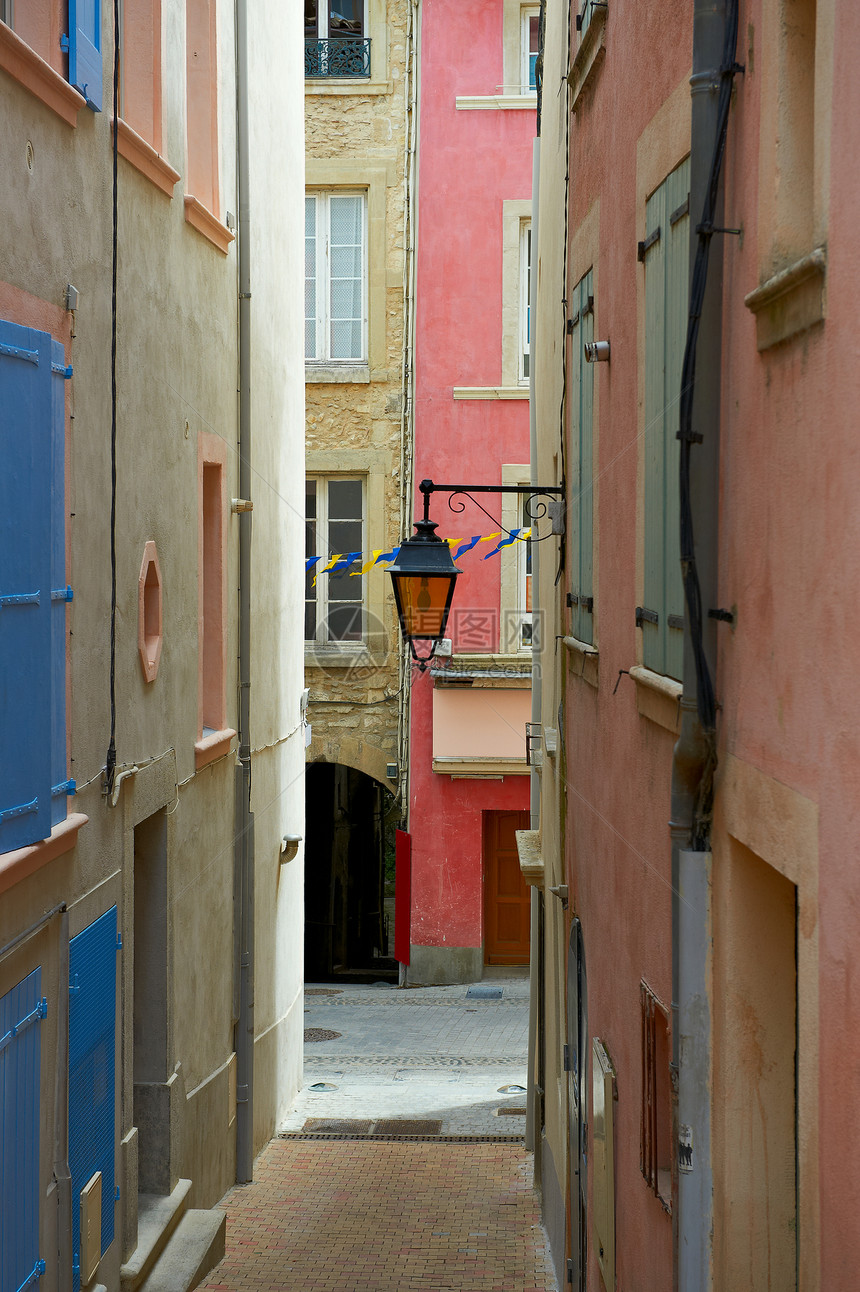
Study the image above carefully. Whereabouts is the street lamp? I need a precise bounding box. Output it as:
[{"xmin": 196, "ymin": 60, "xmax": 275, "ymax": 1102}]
[{"xmin": 389, "ymin": 478, "xmax": 564, "ymax": 669}]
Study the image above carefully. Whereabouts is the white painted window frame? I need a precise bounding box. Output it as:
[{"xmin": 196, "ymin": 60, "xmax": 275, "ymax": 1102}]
[
  {"xmin": 307, "ymin": 0, "xmax": 368, "ymax": 40},
  {"xmin": 306, "ymin": 190, "xmax": 369, "ymax": 366},
  {"xmin": 521, "ymin": 6, "xmax": 540, "ymax": 94},
  {"xmin": 517, "ymin": 494, "xmax": 533, "ymax": 651},
  {"xmin": 519, "ymin": 219, "xmax": 532, "ymax": 385},
  {"xmin": 306, "ymin": 475, "xmax": 366, "ymax": 646}
]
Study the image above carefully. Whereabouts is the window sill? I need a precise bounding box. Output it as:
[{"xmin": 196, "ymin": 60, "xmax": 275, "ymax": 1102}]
[
  {"xmin": 568, "ymin": 7, "xmax": 606, "ymax": 109},
  {"xmin": 432, "ymin": 757, "xmax": 528, "ymax": 778},
  {"xmin": 430, "ymin": 654, "xmax": 532, "ymax": 688},
  {"xmin": 744, "ymin": 247, "xmax": 826, "ymax": 351},
  {"xmin": 455, "ymin": 94, "xmax": 537, "ymax": 111},
  {"xmin": 0, "ymin": 23, "xmax": 85, "ymax": 127},
  {"xmin": 563, "ymin": 635, "xmax": 599, "ymax": 688},
  {"xmin": 195, "ymin": 728, "xmax": 236, "ymax": 770},
  {"xmin": 515, "ymin": 828, "xmax": 544, "ymax": 888},
  {"xmin": 114, "ymin": 118, "xmax": 180, "ymax": 198},
  {"xmin": 452, "ymin": 386, "xmax": 529, "ymax": 401},
  {"xmin": 305, "ymin": 644, "xmax": 380, "ymax": 670},
  {"xmin": 184, "ymin": 196, "xmax": 235, "ymax": 255},
  {"xmin": 306, "ymin": 364, "xmax": 370, "ymax": 384},
  {"xmin": 306, "ymin": 79, "xmax": 393, "ymax": 97},
  {"xmin": 0, "ymin": 812, "xmax": 88, "ymax": 897},
  {"xmin": 630, "ymin": 665, "xmax": 681, "ymax": 734}
]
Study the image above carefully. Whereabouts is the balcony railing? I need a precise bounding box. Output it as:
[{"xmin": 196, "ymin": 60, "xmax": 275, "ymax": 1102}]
[{"xmin": 305, "ymin": 37, "xmax": 371, "ymax": 79}]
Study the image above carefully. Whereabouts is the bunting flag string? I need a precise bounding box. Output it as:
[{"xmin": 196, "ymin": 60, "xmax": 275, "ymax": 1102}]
[{"xmin": 306, "ymin": 529, "xmax": 530, "ymax": 577}]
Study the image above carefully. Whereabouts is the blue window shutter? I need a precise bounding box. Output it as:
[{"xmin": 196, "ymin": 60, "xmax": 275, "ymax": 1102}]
[
  {"xmin": 68, "ymin": 0, "xmax": 103, "ymax": 112},
  {"xmin": 0, "ymin": 321, "xmax": 53, "ymax": 852},
  {"xmin": 69, "ymin": 908, "xmax": 117, "ymax": 1292},
  {"xmin": 0, "ymin": 968, "xmax": 44, "ymax": 1292},
  {"xmin": 50, "ymin": 340, "xmax": 70, "ymax": 829}
]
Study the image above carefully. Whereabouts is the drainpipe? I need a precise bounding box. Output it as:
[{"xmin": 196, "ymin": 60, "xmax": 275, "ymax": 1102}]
[
  {"xmin": 234, "ymin": 0, "xmax": 256, "ymax": 1185},
  {"xmin": 672, "ymin": 1, "xmax": 737, "ymax": 1285},
  {"xmin": 526, "ymin": 134, "xmax": 541, "ymax": 1159}
]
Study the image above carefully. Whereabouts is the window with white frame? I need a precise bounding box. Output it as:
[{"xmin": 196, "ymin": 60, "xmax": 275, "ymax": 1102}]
[
  {"xmin": 305, "ymin": 0, "xmax": 366, "ymax": 39},
  {"xmin": 306, "ymin": 192, "xmax": 367, "ymax": 365},
  {"xmin": 521, "ymin": 7, "xmax": 540, "ymax": 93},
  {"xmin": 306, "ymin": 477, "xmax": 365, "ymax": 644},
  {"xmin": 519, "ymin": 220, "xmax": 532, "ymax": 384},
  {"xmin": 518, "ymin": 498, "xmax": 533, "ymax": 649}
]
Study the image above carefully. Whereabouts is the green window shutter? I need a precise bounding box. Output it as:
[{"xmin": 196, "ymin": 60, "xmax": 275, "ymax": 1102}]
[
  {"xmin": 569, "ymin": 269, "xmax": 594, "ymax": 645},
  {"xmin": 642, "ymin": 160, "xmax": 689, "ymax": 679}
]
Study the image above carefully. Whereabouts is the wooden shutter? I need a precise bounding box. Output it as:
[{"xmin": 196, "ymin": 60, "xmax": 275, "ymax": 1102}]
[
  {"xmin": 0, "ymin": 968, "xmax": 45, "ymax": 1292},
  {"xmin": 643, "ymin": 160, "xmax": 689, "ymax": 679},
  {"xmin": 67, "ymin": 0, "xmax": 103, "ymax": 111},
  {"xmin": 0, "ymin": 322, "xmax": 54, "ymax": 852},
  {"xmin": 569, "ymin": 269, "xmax": 594, "ymax": 645},
  {"xmin": 50, "ymin": 340, "xmax": 72, "ymax": 828},
  {"xmin": 69, "ymin": 908, "xmax": 118, "ymax": 1292}
]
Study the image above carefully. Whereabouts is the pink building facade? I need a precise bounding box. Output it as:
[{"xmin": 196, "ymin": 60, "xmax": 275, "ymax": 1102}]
[
  {"xmin": 407, "ymin": 0, "xmax": 539, "ymax": 983},
  {"xmin": 528, "ymin": 0, "xmax": 859, "ymax": 1286}
]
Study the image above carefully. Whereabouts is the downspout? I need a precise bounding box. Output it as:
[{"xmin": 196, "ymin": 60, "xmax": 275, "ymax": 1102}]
[
  {"xmin": 234, "ymin": 0, "xmax": 256, "ymax": 1185},
  {"xmin": 672, "ymin": 1, "xmax": 739, "ymax": 1286},
  {"xmin": 526, "ymin": 129, "xmax": 541, "ymax": 1158}
]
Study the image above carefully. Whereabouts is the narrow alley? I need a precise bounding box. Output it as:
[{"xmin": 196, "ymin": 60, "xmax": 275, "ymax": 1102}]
[{"xmin": 199, "ymin": 979, "xmax": 557, "ymax": 1291}]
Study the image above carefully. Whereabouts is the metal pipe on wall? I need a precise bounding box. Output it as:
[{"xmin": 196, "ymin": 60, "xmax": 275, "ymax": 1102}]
[
  {"xmin": 234, "ymin": 0, "xmax": 256, "ymax": 1185},
  {"xmin": 672, "ymin": 0, "xmax": 734, "ymax": 1283}
]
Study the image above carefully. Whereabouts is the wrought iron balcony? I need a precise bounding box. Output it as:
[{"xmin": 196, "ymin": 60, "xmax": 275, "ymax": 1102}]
[{"xmin": 305, "ymin": 37, "xmax": 371, "ymax": 79}]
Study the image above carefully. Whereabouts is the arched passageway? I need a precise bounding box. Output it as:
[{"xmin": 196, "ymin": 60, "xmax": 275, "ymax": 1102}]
[{"xmin": 304, "ymin": 762, "xmax": 398, "ymax": 981}]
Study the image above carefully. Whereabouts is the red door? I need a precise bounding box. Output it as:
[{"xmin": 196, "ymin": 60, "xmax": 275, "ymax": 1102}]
[{"xmin": 483, "ymin": 810, "xmax": 531, "ymax": 964}]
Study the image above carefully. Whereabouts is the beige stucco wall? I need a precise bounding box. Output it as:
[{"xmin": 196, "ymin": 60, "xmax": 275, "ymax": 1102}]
[
  {"xmin": 0, "ymin": 0, "xmax": 306, "ymax": 1280},
  {"xmin": 304, "ymin": 0, "xmax": 410, "ymax": 791}
]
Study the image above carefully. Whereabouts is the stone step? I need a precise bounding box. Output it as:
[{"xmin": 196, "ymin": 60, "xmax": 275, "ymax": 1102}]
[
  {"xmin": 120, "ymin": 1179, "xmax": 192, "ymax": 1292},
  {"xmin": 138, "ymin": 1208, "xmax": 226, "ymax": 1292}
]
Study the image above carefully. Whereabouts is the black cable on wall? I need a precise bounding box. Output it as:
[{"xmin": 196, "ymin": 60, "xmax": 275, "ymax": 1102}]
[{"xmin": 104, "ymin": 0, "xmax": 120, "ymax": 795}]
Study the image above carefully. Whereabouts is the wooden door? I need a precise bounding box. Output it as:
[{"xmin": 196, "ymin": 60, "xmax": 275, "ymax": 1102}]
[{"xmin": 483, "ymin": 810, "xmax": 530, "ymax": 964}]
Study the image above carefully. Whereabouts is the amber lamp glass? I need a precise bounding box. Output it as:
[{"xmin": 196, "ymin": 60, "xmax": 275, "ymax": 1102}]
[{"xmin": 388, "ymin": 518, "xmax": 461, "ymax": 668}]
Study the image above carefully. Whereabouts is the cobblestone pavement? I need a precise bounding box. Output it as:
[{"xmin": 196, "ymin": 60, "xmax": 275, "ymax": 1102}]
[
  {"xmin": 199, "ymin": 977, "xmax": 558, "ymax": 1290},
  {"xmin": 199, "ymin": 1138, "xmax": 556, "ymax": 1292}
]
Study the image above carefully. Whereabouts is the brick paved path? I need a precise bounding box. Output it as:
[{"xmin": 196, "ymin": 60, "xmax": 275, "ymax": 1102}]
[{"xmin": 199, "ymin": 1136, "xmax": 557, "ymax": 1291}]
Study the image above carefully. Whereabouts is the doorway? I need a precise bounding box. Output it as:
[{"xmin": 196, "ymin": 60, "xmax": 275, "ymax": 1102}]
[
  {"xmin": 132, "ymin": 809, "xmax": 170, "ymax": 1194},
  {"xmin": 483, "ymin": 809, "xmax": 530, "ymax": 965},
  {"xmin": 304, "ymin": 762, "xmax": 397, "ymax": 980}
]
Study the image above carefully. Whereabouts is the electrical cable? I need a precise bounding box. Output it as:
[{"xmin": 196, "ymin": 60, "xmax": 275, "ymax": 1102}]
[
  {"xmin": 104, "ymin": 0, "xmax": 120, "ymax": 796},
  {"xmin": 677, "ymin": 0, "xmax": 740, "ymax": 841}
]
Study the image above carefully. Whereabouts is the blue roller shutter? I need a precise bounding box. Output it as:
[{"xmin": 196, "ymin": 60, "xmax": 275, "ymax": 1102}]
[
  {"xmin": 67, "ymin": 0, "xmax": 103, "ymax": 111},
  {"xmin": 0, "ymin": 967, "xmax": 47, "ymax": 1292},
  {"xmin": 69, "ymin": 908, "xmax": 118, "ymax": 1292},
  {"xmin": 0, "ymin": 322, "xmax": 54, "ymax": 852}
]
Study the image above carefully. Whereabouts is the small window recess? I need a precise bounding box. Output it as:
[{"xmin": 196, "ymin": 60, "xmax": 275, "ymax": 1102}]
[{"xmin": 138, "ymin": 541, "xmax": 163, "ymax": 683}]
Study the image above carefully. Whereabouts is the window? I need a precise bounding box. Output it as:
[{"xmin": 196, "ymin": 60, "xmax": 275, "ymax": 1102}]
[
  {"xmin": 521, "ymin": 7, "xmax": 539, "ymax": 92},
  {"xmin": 577, "ymin": 0, "xmax": 596, "ymax": 39},
  {"xmin": 0, "ymin": 319, "xmax": 71, "ymax": 854},
  {"xmin": 200, "ymin": 452, "xmax": 225, "ymax": 735},
  {"xmin": 306, "ymin": 477, "xmax": 364, "ymax": 644},
  {"xmin": 306, "ymin": 192, "xmax": 367, "ymax": 364},
  {"xmin": 305, "ymin": 0, "xmax": 370, "ymax": 78},
  {"xmin": 185, "ymin": 0, "xmax": 232, "ymax": 251},
  {"xmin": 0, "ymin": 0, "xmax": 102, "ymax": 116},
  {"xmin": 69, "ymin": 908, "xmax": 117, "ymax": 1292},
  {"xmin": 568, "ymin": 268, "xmax": 594, "ymax": 646},
  {"xmin": 518, "ymin": 501, "xmax": 533, "ymax": 649},
  {"xmin": 640, "ymin": 159, "xmax": 689, "ymax": 680},
  {"xmin": 0, "ymin": 967, "xmax": 46, "ymax": 1292},
  {"xmin": 519, "ymin": 221, "xmax": 532, "ymax": 383},
  {"xmin": 118, "ymin": 0, "xmax": 161, "ymax": 145},
  {"xmin": 641, "ymin": 981, "xmax": 672, "ymax": 1210}
]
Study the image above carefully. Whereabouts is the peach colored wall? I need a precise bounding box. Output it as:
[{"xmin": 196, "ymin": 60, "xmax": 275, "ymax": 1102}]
[
  {"xmin": 717, "ymin": 2, "xmax": 856, "ymax": 1281},
  {"xmin": 197, "ymin": 432, "xmax": 227, "ymax": 737},
  {"xmin": 410, "ymin": 0, "xmax": 533, "ymax": 955},
  {"xmin": 14, "ymin": 0, "xmax": 64, "ymax": 75},
  {"xmin": 123, "ymin": 0, "xmax": 162, "ymax": 147},
  {"xmin": 432, "ymin": 688, "xmax": 530, "ymax": 760},
  {"xmin": 186, "ymin": 0, "xmax": 218, "ymax": 213}
]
